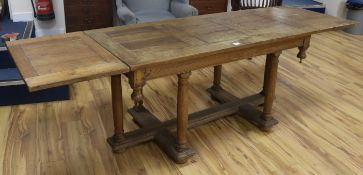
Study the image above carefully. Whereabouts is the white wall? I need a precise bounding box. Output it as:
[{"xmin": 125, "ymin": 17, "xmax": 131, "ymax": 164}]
[
  {"xmin": 7, "ymin": 0, "xmax": 66, "ymax": 36},
  {"xmin": 8, "ymin": 0, "xmax": 34, "ymax": 21},
  {"xmin": 34, "ymin": 0, "xmax": 66, "ymax": 36},
  {"xmin": 316, "ymin": 0, "xmax": 348, "ymax": 18}
]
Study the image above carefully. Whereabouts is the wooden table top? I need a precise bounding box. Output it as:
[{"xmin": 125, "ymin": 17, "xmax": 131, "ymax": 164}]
[
  {"xmin": 86, "ymin": 7, "xmax": 355, "ymax": 71},
  {"xmin": 6, "ymin": 32, "xmax": 129, "ymax": 92}
]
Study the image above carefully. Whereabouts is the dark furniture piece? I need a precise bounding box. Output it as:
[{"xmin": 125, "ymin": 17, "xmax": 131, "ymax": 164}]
[
  {"xmin": 63, "ymin": 0, "xmax": 113, "ymax": 32},
  {"xmin": 190, "ymin": 0, "xmax": 228, "ymax": 14},
  {"xmin": 231, "ymin": 0, "xmax": 282, "ymax": 10}
]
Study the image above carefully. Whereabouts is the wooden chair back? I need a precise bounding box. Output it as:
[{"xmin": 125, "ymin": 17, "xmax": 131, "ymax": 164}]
[{"xmin": 231, "ymin": 0, "xmax": 283, "ymax": 11}]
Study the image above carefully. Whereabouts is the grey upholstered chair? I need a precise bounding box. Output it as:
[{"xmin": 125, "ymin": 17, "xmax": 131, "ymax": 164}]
[{"xmin": 115, "ymin": 0, "xmax": 198, "ymax": 25}]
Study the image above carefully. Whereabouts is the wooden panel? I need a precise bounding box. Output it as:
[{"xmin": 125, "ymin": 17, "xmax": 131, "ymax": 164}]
[
  {"xmin": 6, "ymin": 32, "xmax": 129, "ymax": 92},
  {"xmin": 86, "ymin": 7, "xmax": 356, "ymax": 72},
  {"xmin": 190, "ymin": 0, "xmax": 228, "ymax": 14},
  {"xmin": 63, "ymin": 0, "xmax": 107, "ymax": 7},
  {"xmin": 64, "ymin": 0, "xmax": 113, "ymax": 32},
  {"xmin": 143, "ymin": 36, "xmax": 306, "ymax": 80}
]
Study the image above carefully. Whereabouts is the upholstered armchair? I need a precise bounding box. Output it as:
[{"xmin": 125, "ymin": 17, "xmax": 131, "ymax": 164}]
[{"xmin": 115, "ymin": 0, "xmax": 198, "ymax": 25}]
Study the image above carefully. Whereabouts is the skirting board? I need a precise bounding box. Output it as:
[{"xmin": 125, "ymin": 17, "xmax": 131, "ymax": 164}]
[{"xmin": 35, "ymin": 28, "xmax": 66, "ymax": 37}]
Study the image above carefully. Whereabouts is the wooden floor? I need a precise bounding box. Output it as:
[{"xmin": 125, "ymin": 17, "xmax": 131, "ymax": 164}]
[{"xmin": 1, "ymin": 31, "xmax": 363, "ymax": 175}]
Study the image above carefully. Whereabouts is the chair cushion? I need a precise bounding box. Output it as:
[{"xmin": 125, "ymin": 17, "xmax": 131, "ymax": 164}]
[
  {"xmin": 124, "ymin": 0, "xmax": 171, "ymax": 13},
  {"xmin": 135, "ymin": 11, "xmax": 176, "ymax": 23}
]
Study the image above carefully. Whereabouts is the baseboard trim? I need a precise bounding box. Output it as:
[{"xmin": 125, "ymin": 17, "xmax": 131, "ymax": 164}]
[{"xmin": 35, "ymin": 28, "xmax": 66, "ymax": 37}]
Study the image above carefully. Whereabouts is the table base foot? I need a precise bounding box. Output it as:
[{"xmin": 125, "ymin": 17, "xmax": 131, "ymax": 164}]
[
  {"xmin": 107, "ymin": 136, "xmax": 126, "ymax": 153},
  {"xmin": 156, "ymin": 131, "xmax": 196, "ymax": 164},
  {"xmin": 239, "ymin": 104, "xmax": 279, "ymax": 131},
  {"xmin": 129, "ymin": 106, "xmax": 195, "ymax": 164}
]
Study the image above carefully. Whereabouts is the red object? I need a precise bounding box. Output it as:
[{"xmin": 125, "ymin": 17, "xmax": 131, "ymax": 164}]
[
  {"xmin": 35, "ymin": 0, "xmax": 55, "ymax": 21},
  {"xmin": 2, "ymin": 33, "xmax": 20, "ymax": 41}
]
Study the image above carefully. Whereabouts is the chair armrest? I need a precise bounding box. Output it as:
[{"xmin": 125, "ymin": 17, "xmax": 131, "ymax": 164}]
[
  {"xmin": 170, "ymin": 0, "xmax": 198, "ymax": 18},
  {"xmin": 116, "ymin": 1, "xmax": 137, "ymax": 25}
]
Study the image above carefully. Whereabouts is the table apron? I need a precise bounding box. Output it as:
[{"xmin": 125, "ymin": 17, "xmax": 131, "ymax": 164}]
[{"xmin": 132, "ymin": 36, "xmax": 309, "ymax": 81}]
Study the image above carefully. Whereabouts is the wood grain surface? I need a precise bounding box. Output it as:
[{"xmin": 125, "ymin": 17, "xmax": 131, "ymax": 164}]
[
  {"xmin": 5, "ymin": 32, "xmax": 129, "ymax": 92},
  {"xmin": 85, "ymin": 7, "xmax": 355, "ymax": 71},
  {"xmin": 1, "ymin": 31, "xmax": 362, "ymax": 174}
]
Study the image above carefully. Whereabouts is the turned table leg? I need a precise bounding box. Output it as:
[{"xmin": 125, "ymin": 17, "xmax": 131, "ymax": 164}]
[
  {"xmin": 212, "ymin": 65, "xmax": 222, "ymax": 91},
  {"xmin": 176, "ymin": 72, "xmax": 192, "ymax": 152},
  {"xmin": 108, "ymin": 75, "xmax": 125, "ymax": 152},
  {"xmin": 129, "ymin": 71, "xmax": 146, "ymax": 112},
  {"xmin": 261, "ymin": 55, "xmax": 272, "ymax": 96},
  {"xmin": 297, "ymin": 36, "xmax": 311, "ymax": 63},
  {"xmin": 260, "ymin": 51, "xmax": 281, "ymax": 130},
  {"xmin": 126, "ymin": 71, "xmax": 195, "ymax": 163}
]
